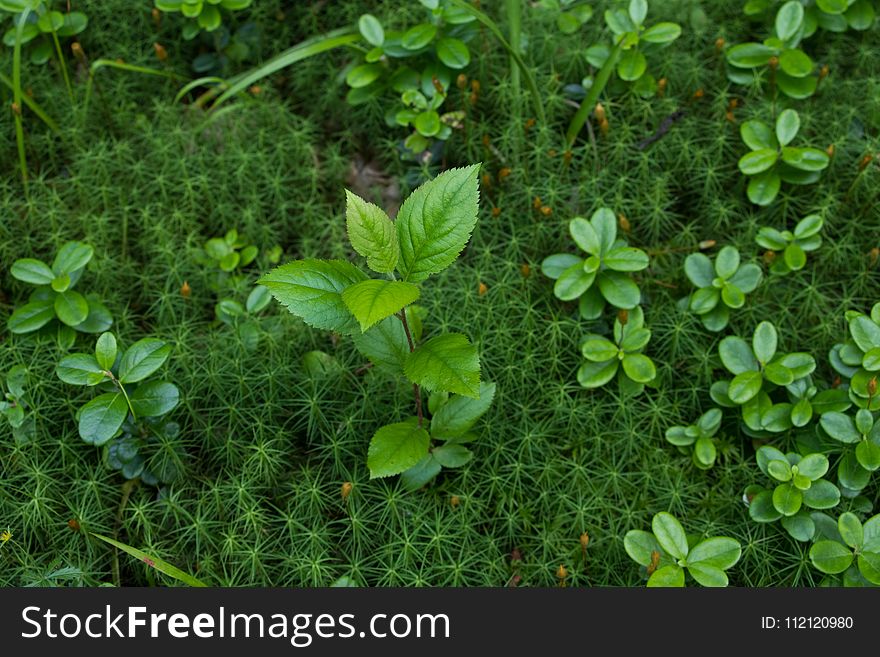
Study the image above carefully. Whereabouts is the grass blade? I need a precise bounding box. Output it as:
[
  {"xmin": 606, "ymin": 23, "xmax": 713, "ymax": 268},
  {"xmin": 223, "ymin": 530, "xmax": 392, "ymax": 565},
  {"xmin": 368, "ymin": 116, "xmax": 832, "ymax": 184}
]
[
  {"xmin": 83, "ymin": 59, "xmax": 187, "ymax": 118},
  {"xmin": 449, "ymin": 0, "xmax": 545, "ymax": 124},
  {"xmin": 565, "ymin": 41, "xmax": 622, "ymax": 147},
  {"xmin": 12, "ymin": 7, "xmax": 31, "ymax": 191},
  {"xmin": 211, "ymin": 28, "xmax": 360, "ymax": 109},
  {"xmin": 91, "ymin": 533, "xmax": 207, "ymax": 587}
]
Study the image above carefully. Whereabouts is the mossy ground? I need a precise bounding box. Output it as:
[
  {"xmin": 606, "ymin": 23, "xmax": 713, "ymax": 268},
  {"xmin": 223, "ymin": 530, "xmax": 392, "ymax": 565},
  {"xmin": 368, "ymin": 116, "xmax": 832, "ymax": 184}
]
[{"xmin": 1, "ymin": 0, "xmax": 879, "ymax": 587}]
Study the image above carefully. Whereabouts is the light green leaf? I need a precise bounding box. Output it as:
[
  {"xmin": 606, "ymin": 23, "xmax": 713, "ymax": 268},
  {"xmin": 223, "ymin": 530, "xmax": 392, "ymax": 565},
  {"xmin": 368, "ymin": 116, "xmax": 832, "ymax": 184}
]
[
  {"xmin": 351, "ymin": 315, "xmax": 410, "ymax": 374},
  {"xmin": 739, "ymin": 148, "xmax": 778, "ymax": 175},
  {"xmin": 728, "ymin": 370, "xmax": 764, "ymax": 404},
  {"xmin": 596, "ymin": 271, "xmax": 641, "ymax": 309},
  {"xmin": 617, "ymin": 48, "xmax": 647, "ymax": 81},
  {"xmin": 569, "ymin": 217, "xmax": 601, "ymax": 255},
  {"xmin": 554, "ymin": 263, "xmax": 596, "ymax": 301},
  {"xmin": 849, "ymin": 316, "xmax": 880, "ymax": 352},
  {"xmin": 772, "ymin": 483, "xmax": 803, "ymax": 516},
  {"xmin": 56, "ymin": 354, "xmax": 105, "ymax": 386},
  {"xmin": 797, "ymin": 453, "xmax": 829, "ymax": 480},
  {"xmin": 652, "ymin": 512, "xmax": 689, "ymax": 560},
  {"xmin": 54, "ymin": 290, "xmax": 89, "ymax": 327},
  {"xmin": 577, "ymin": 359, "xmax": 618, "ymax": 388},
  {"xmin": 401, "ymin": 23, "xmax": 437, "ymax": 50},
  {"xmin": 78, "ymin": 392, "xmax": 128, "ymax": 446},
  {"xmin": 399, "ymin": 454, "xmax": 442, "ymax": 491},
  {"xmin": 775, "ymin": 0, "xmax": 804, "ymax": 41},
  {"xmin": 810, "ymin": 540, "xmax": 853, "ymax": 574},
  {"xmin": 687, "ymin": 562, "xmax": 728, "ymax": 587},
  {"xmin": 341, "ymin": 280, "xmax": 420, "ymax": 332},
  {"xmin": 345, "ymin": 190, "xmax": 399, "ymax": 274},
  {"xmin": 95, "ymin": 332, "xmax": 117, "ymax": 370},
  {"xmin": 581, "ymin": 336, "xmax": 619, "ymax": 362},
  {"xmin": 118, "ymin": 338, "xmax": 171, "ymax": 384},
  {"xmin": 591, "ymin": 208, "xmax": 617, "ymax": 255},
  {"xmin": 622, "ymin": 353, "xmax": 656, "ymax": 383},
  {"xmin": 647, "ymin": 565, "xmax": 685, "ymax": 587},
  {"xmin": 436, "ymin": 37, "xmax": 470, "ymax": 69},
  {"xmin": 404, "ymin": 333, "xmax": 480, "ymax": 398},
  {"xmin": 541, "ymin": 254, "xmax": 582, "ymax": 280},
  {"xmin": 838, "ymin": 512, "xmax": 863, "ymax": 549},
  {"xmin": 752, "ymin": 321, "xmax": 778, "ymax": 364},
  {"xmin": 740, "ymin": 120, "xmax": 776, "ymax": 150},
  {"xmin": 775, "ymin": 109, "xmax": 800, "ymax": 146},
  {"xmin": 820, "ymin": 412, "xmax": 861, "ymax": 443},
  {"xmin": 641, "ymin": 22, "xmax": 681, "ymax": 43},
  {"xmin": 358, "ymin": 14, "xmax": 384, "ymax": 47},
  {"xmin": 729, "ymin": 263, "xmax": 762, "ymax": 293},
  {"xmin": 604, "ymin": 247, "xmax": 649, "ymax": 272},
  {"xmin": 396, "ymin": 165, "xmax": 480, "ymax": 283},
  {"xmin": 10, "ymin": 258, "xmax": 54, "ymax": 285},
  {"xmin": 52, "ymin": 242, "xmax": 94, "ymax": 275},
  {"xmin": 778, "ymin": 49, "xmax": 813, "ymax": 77},
  {"xmin": 90, "ymin": 533, "xmax": 206, "ymax": 587},
  {"xmin": 623, "ymin": 529, "xmax": 662, "ymax": 566},
  {"xmin": 684, "ymin": 253, "xmax": 715, "ymax": 288},
  {"xmin": 259, "ymin": 259, "xmax": 368, "ymax": 334},
  {"xmin": 346, "ymin": 63, "xmax": 383, "ymax": 88},
  {"xmin": 781, "ymin": 147, "xmax": 830, "ymax": 171},
  {"xmin": 687, "ymin": 537, "xmax": 741, "ymax": 570},
  {"xmin": 367, "ymin": 421, "xmax": 431, "ymax": 478},
  {"xmin": 432, "ymin": 444, "xmax": 473, "ymax": 468},
  {"xmin": 719, "ymin": 336, "xmax": 758, "ymax": 374}
]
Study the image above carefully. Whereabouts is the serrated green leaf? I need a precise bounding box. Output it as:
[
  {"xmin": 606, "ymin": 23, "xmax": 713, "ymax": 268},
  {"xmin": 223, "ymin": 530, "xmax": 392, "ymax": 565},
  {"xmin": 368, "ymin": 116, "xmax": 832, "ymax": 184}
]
[
  {"xmin": 341, "ymin": 280, "xmax": 420, "ymax": 332},
  {"xmin": 367, "ymin": 421, "xmax": 431, "ymax": 478},
  {"xmin": 396, "ymin": 165, "xmax": 480, "ymax": 283},
  {"xmin": 345, "ymin": 190, "xmax": 399, "ymax": 274},
  {"xmin": 404, "ymin": 333, "xmax": 480, "ymax": 397},
  {"xmin": 259, "ymin": 259, "xmax": 368, "ymax": 334}
]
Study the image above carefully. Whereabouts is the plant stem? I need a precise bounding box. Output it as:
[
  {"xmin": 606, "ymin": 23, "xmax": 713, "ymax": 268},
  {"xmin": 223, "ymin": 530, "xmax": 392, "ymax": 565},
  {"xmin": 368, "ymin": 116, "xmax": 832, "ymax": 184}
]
[
  {"xmin": 397, "ymin": 310, "xmax": 423, "ymax": 428},
  {"xmin": 12, "ymin": 7, "xmax": 32, "ymax": 194},
  {"xmin": 566, "ymin": 41, "xmax": 622, "ymax": 148},
  {"xmin": 50, "ymin": 30, "xmax": 74, "ymax": 102}
]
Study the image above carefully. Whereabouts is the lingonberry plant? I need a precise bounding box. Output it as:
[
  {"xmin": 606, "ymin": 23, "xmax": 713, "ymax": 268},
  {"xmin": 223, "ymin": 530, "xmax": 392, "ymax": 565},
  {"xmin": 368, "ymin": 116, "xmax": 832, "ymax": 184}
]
[
  {"xmin": 215, "ymin": 284, "xmax": 273, "ymax": 351},
  {"xmin": 0, "ymin": 1, "xmax": 87, "ymax": 66},
  {"xmin": 153, "ymin": 0, "xmax": 252, "ymax": 40},
  {"xmin": 744, "ymin": 446, "xmax": 841, "ymax": 541},
  {"xmin": 8, "ymin": 241, "xmax": 113, "ymax": 346},
  {"xmin": 738, "ymin": 109, "xmax": 830, "ymax": 206},
  {"xmin": 260, "ymin": 165, "xmax": 495, "ymax": 483},
  {"xmin": 712, "ymin": 322, "xmax": 817, "ymax": 435},
  {"xmin": 819, "ymin": 408, "xmax": 880, "ymax": 494},
  {"xmin": 809, "ymin": 511, "xmax": 880, "ymax": 586},
  {"xmin": 542, "ymin": 207, "xmax": 649, "ymax": 319},
  {"xmin": 56, "ymin": 332, "xmax": 181, "ymax": 484},
  {"xmin": 744, "ymin": 0, "xmax": 877, "ymax": 35},
  {"xmin": 197, "ymin": 228, "xmax": 259, "ymax": 274},
  {"xmin": 347, "ymin": 1, "xmax": 476, "ymax": 156},
  {"xmin": 1, "ymin": 364, "xmax": 34, "ymax": 445},
  {"xmin": 683, "ymin": 246, "xmax": 762, "ymax": 331},
  {"xmin": 578, "ymin": 307, "xmax": 656, "ymax": 394},
  {"xmin": 726, "ymin": 1, "xmax": 818, "ymax": 99},
  {"xmin": 665, "ymin": 408, "xmax": 724, "ymax": 469},
  {"xmin": 756, "ymin": 213, "xmax": 823, "ymax": 275},
  {"xmin": 829, "ymin": 303, "xmax": 880, "ymax": 411},
  {"xmin": 585, "ymin": 0, "xmax": 681, "ymax": 98},
  {"xmin": 624, "ymin": 512, "xmax": 742, "ymax": 587}
]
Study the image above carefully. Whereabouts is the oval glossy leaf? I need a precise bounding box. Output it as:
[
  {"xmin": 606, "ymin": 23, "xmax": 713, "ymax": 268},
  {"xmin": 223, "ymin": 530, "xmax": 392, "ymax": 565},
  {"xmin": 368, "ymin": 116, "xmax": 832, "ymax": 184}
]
[
  {"xmin": 52, "ymin": 241, "xmax": 93, "ymax": 275},
  {"xmin": 596, "ymin": 271, "xmax": 641, "ymax": 309},
  {"xmin": 622, "ymin": 353, "xmax": 656, "ymax": 384},
  {"xmin": 772, "ymin": 483, "xmax": 803, "ymax": 516},
  {"xmin": 11, "ymin": 258, "xmax": 54, "ymax": 285},
  {"xmin": 78, "ymin": 392, "xmax": 128, "ymax": 446},
  {"xmin": 647, "ymin": 565, "xmax": 685, "ymax": 587},
  {"xmin": 118, "ymin": 338, "xmax": 172, "ymax": 384},
  {"xmin": 54, "ymin": 290, "xmax": 89, "ymax": 327},
  {"xmin": 129, "ymin": 381, "xmax": 180, "ymax": 418},
  {"xmin": 684, "ymin": 253, "xmax": 714, "ymax": 287},
  {"xmin": 358, "ymin": 14, "xmax": 384, "ymax": 47},
  {"xmin": 739, "ymin": 148, "xmax": 778, "ymax": 175},
  {"xmin": 838, "ymin": 512, "xmax": 863, "ymax": 549},
  {"xmin": 747, "ymin": 169, "xmax": 781, "ymax": 206},
  {"xmin": 346, "ymin": 63, "xmax": 383, "ymax": 88},
  {"xmin": 775, "ymin": 109, "xmax": 800, "ymax": 146},
  {"xmin": 752, "ymin": 321, "xmax": 778, "ymax": 364},
  {"xmin": 775, "ymin": 0, "xmax": 805, "ymax": 41},
  {"xmin": 652, "ymin": 512, "xmax": 689, "ymax": 560},
  {"xmin": 401, "ymin": 23, "xmax": 437, "ymax": 50},
  {"xmin": 740, "ymin": 120, "xmax": 775, "ymax": 151},
  {"xmin": 554, "ymin": 263, "xmax": 596, "ymax": 301},
  {"xmin": 431, "ymin": 381, "xmax": 495, "ymax": 440},
  {"xmin": 604, "ymin": 247, "xmax": 649, "ymax": 272},
  {"xmin": 641, "ymin": 22, "xmax": 681, "ymax": 43},
  {"xmin": 810, "ymin": 540, "xmax": 853, "ymax": 574},
  {"xmin": 8, "ymin": 299, "xmax": 55, "ymax": 334},
  {"xmin": 95, "ymin": 332, "xmax": 117, "ymax": 370},
  {"xmin": 617, "ymin": 48, "xmax": 647, "ymax": 81},
  {"xmin": 436, "ymin": 37, "xmax": 470, "ymax": 69},
  {"xmin": 719, "ymin": 336, "xmax": 758, "ymax": 375},
  {"xmin": 781, "ymin": 147, "xmax": 830, "ymax": 171},
  {"xmin": 56, "ymin": 354, "xmax": 105, "ymax": 386},
  {"xmin": 577, "ymin": 359, "xmax": 619, "ymax": 389},
  {"xmin": 778, "ymin": 49, "xmax": 813, "ymax": 77}
]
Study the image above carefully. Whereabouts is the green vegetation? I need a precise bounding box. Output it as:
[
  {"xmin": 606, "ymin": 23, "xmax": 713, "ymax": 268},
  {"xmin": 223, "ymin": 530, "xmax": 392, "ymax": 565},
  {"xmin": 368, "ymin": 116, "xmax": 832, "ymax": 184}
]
[{"xmin": 1, "ymin": 0, "xmax": 879, "ymax": 588}]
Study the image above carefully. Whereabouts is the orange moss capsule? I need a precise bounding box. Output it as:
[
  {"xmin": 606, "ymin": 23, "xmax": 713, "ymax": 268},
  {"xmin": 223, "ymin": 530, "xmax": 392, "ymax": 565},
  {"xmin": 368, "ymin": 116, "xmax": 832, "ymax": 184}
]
[
  {"xmin": 692, "ymin": 87, "xmax": 705, "ymax": 99},
  {"xmin": 819, "ymin": 64, "xmax": 829, "ymax": 81},
  {"xmin": 715, "ymin": 37, "xmax": 725, "ymax": 52},
  {"xmin": 67, "ymin": 519, "xmax": 81, "ymax": 532},
  {"xmin": 470, "ymin": 79, "xmax": 481, "ymax": 93},
  {"xmin": 151, "ymin": 7, "xmax": 161, "ymax": 28},
  {"xmin": 456, "ymin": 73, "xmax": 468, "ymax": 89},
  {"xmin": 533, "ymin": 196, "xmax": 542, "ymax": 209},
  {"xmin": 556, "ymin": 564, "xmax": 568, "ymax": 580},
  {"xmin": 540, "ymin": 205, "xmax": 553, "ymax": 216},
  {"xmin": 599, "ymin": 117, "xmax": 610, "ymax": 136},
  {"xmin": 498, "ymin": 167, "xmax": 511, "ymax": 181},
  {"xmin": 548, "ymin": 149, "xmax": 557, "ymax": 158},
  {"xmin": 450, "ymin": 495, "xmax": 460, "ymax": 507},
  {"xmin": 341, "ymin": 481, "xmax": 353, "ymax": 501},
  {"xmin": 432, "ymin": 76, "xmax": 445, "ymax": 95},
  {"xmin": 594, "ymin": 102, "xmax": 606, "ymax": 123},
  {"xmin": 859, "ymin": 154, "xmax": 874, "ymax": 171},
  {"xmin": 181, "ymin": 281, "xmax": 191, "ymax": 298},
  {"xmin": 481, "ymin": 173, "xmax": 492, "ymax": 188},
  {"xmin": 832, "ymin": 376, "xmax": 842, "ymax": 389},
  {"xmin": 618, "ymin": 309, "xmax": 629, "ymax": 326},
  {"xmin": 869, "ymin": 377, "xmax": 878, "ymax": 397},
  {"xmin": 763, "ymin": 250, "xmax": 776, "ymax": 264},
  {"xmin": 618, "ymin": 213, "xmax": 631, "ymax": 233},
  {"xmin": 725, "ymin": 110, "xmax": 736, "ymax": 123},
  {"xmin": 699, "ymin": 239, "xmax": 717, "ymax": 250},
  {"xmin": 482, "ymin": 134, "xmax": 491, "ymax": 147},
  {"xmin": 71, "ymin": 41, "xmax": 85, "ymax": 62},
  {"xmin": 478, "ymin": 282, "xmax": 488, "ymax": 296},
  {"xmin": 249, "ymin": 85, "xmax": 262, "ymax": 96},
  {"xmin": 491, "ymin": 206, "xmax": 501, "ymax": 217},
  {"xmin": 657, "ymin": 77, "xmax": 667, "ymax": 97},
  {"xmin": 469, "ymin": 92, "xmax": 478, "ymax": 105},
  {"xmin": 647, "ymin": 550, "xmax": 661, "ymax": 576},
  {"xmin": 826, "ymin": 144, "xmax": 835, "ymax": 158},
  {"xmin": 524, "ymin": 117, "xmax": 536, "ymax": 130},
  {"xmin": 580, "ymin": 532, "xmax": 590, "ymax": 550},
  {"xmin": 870, "ymin": 247, "xmax": 880, "ymax": 266},
  {"xmin": 768, "ymin": 56, "xmax": 778, "ymax": 70},
  {"xmin": 520, "ymin": 263, "xmax": 531, "ymax": 278},
  {"xmin": 154, "ymin": 42, "xmax": 168, "ymax": 62},
  {"xmin": 563, "ymin": 150, "xmax": 572, "ymax": 165},
  {"xmin": 11, "ymin": 101, "xmax": 20, "ymax": 116}
]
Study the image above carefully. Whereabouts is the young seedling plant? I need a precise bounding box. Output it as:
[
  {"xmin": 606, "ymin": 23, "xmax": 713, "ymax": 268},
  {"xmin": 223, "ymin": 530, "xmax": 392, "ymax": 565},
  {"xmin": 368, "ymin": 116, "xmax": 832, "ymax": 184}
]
[
  {"xmin": 260, "ymin": 165, "xmax": 495, "ymax": 484},
  {"xmin": 744, "ymin": 446, "xmax": 841, "ymax": 541},
  {"xmin": 738, "ymin": 109, "xmax": 830, "ymax": 206},
  {"xmin": 683, "ymin": 245, "xmax": 762, "ymax": 331},
  {"xmin": 756, "ymin": 213, "xmax": 823, "ymax": 275},
  {"xmin": 348, "ymin": 1, "xmax": 477, "ymax": 156},
  {"xmin": 829, "ymin": 303, "xmax": 880, "ymax": 411},
  {"xmin": 624, "ymin": 512, "xmax": 742, "ymax": 587},
  {"xmin": 56, "ymin": 332, "xmax": 182, "ymax": 484},
  {"xmin": 8, "ymin": 241, "xmax": 113, "ymax": 347},
  {"xmin": 215, "ymin": 284, "xmax": 273, "ymax": 351},
  {"xmin": 153, "ymin": 0, "xmax": 252, "ymax": 39},
  {"xmin": 712, "ymin": 321, "xmax": 817, "ymax": 435},
  {"xmin": 819, "ymin": 408, "xmax": 880, "ymax": 495},
  {"xmin": 542, "ymin": 207, "xmax": 649, "ymax": 320},
  {"xmin": 809, "ymin": 512, "xmax": 880, "ymax": 586},
  {"xmin": 743, "ymin": 0, "xmax": 878, "ymax": 36},
  {"xmin": 585, "ymin": 0, "xmax": 682, "ymax": 98},
  {"xmin": 578, "ymin": 306, "xmax": 656, "ymax": 395},
  {"xmin": 0, "ymin": 1, "xmax": 87, "ymax": 69},
  {"xmin": 726, "ymin": 1, "xmax": 818, "ymax": 99},
  {"xmin": 1, "ymin": 364, "xmax": 34, "ymax": 445},
  {"xmin": 665, "ymin": 408, "xmax": 724, "ymax": 469}
]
